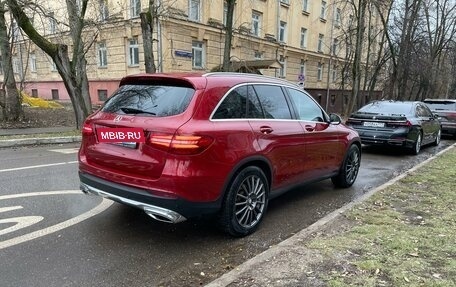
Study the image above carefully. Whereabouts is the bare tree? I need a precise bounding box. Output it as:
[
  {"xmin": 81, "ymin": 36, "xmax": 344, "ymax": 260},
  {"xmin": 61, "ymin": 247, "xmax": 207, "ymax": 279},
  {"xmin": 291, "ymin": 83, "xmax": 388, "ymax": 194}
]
[
  {"xmin": 141, "ymin": 0, "xmax": 158, "ymax": 74},
  {"xmin": 6, "ymin": 0, "xmax": 92, "ymax": 129},
  {"xmin": 222, "ymin": 0, "xmax": 236, "ymax": 72},
  {"xmin": 0, "ymin": 0, "xmax": 22, "ymax": 121}
]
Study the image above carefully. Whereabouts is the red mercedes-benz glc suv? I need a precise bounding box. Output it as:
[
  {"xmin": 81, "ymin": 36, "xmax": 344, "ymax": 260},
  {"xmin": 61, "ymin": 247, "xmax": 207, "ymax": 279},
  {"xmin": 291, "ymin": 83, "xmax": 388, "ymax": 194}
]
[{"xmin": 79, "ymin": 73, "xmax": 361, "ymax": 236}]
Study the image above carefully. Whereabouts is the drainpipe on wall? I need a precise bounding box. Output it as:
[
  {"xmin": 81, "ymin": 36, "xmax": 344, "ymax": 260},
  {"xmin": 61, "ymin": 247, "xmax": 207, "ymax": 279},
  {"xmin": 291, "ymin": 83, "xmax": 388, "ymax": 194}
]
[
  {"xmin": 325, "ymin": 3, "xmax": 335, "ymax": 111},
  {"xmin": 157, "ymin": 0, "xmax": 163, "ymax": 72},
  {"xmin": 275, "ymin": 0, "xmax": 280, "ymax": 78}
]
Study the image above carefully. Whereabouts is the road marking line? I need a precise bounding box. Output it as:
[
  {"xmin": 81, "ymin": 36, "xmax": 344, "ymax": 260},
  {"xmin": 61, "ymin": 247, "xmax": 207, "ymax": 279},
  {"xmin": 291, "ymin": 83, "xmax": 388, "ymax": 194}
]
[
  {"xmin": 0, "ymin": 161, "xmax": 78, "ymax": 173},
  {"xmin": 48, "ymin": 148, "xmax": 79, "ymax": 154},
  {"xmin": 0, "ymin": 206, "xmax": 23, "ymax": 213},
  {"xmin": 0, "ymin": 190, "xmax": 113, "ymax": 250},
  {"xmin": 0, "ymin": 216, "xmax": 44, "ymax": 236}
]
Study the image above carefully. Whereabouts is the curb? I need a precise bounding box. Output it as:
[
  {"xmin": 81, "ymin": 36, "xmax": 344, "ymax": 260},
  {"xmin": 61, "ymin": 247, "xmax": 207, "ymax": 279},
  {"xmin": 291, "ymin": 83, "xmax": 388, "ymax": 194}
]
[
  {"xmin": 205, "ymin": 143, "xmax": 456, "ymax": 287},
  {"xmin": 0, "ymin": 136, "xmax": 82, "ymax": 148}
]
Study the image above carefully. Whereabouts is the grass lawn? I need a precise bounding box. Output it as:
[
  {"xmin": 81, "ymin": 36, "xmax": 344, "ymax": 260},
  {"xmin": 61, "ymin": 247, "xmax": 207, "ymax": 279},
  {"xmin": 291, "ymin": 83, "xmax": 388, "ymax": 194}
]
[{"xmin": 307, "ymin": 147, "xmax": 456, "ymax": 286}]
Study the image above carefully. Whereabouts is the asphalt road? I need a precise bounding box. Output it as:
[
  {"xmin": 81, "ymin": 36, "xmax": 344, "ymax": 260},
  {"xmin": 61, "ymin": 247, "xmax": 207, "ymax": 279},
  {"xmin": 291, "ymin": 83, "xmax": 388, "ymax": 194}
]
[{"xmin": 0, "ymin": 140, "xmax": 452, "ymax": 287}]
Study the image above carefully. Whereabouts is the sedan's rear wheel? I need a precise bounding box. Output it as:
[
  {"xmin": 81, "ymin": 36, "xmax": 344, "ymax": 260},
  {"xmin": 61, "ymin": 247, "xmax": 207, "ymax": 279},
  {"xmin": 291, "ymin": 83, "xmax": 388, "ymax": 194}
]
[
  {"xmin": 218, "ymin": 166, "xmax": 269, "ymax": 237},
  {"xmin": 433, "ymin": 129, "xmax": 441, "ymax": 146},
  {"xmin": 411, "ymin": 133, "xmax": 422, "ymax": 155},
  {"xmin": 331, "ymin": 145, "xmax": 361, "ymax": 188}
]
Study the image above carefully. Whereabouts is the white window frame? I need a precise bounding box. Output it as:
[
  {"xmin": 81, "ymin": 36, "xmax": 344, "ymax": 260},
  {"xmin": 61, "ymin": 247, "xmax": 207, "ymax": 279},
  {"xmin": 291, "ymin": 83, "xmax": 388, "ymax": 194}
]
[
  {"xmin": 51, "ymin": 60, "xmax": 57, "ymax": 72},
  {"xmin": 130, "ymin": 0, "xmax": 141, "ymax": 18},
  {"xmin": 128, "ymin": 37, "xmax": 139, "ymax": 66},
  {"xmin": 192, "ymin": 40, "xmax": 205, "ymax": 69},
  {"xmin": 223, "ymin": 1, "xmax": 228, "ymax": 26},
  {"xmin": 318, "ymin": 34, "xmax": 324, "ymax": 52},
  {"xmin": 317, "ymin": 63, "xmax": 324, "ymax": 81},
  {"xmin": 335, "ymin": 8, "xmax": 341, "ymax": 26},
  {"xmin": 303, "ymin": 0, "xmax": 309, "ymax": 12},
  {"xmin": 97, "ymin": 41, "xmax": 108, "ymax": 67},
  {"xmin": 332, "ymin": 38, "xmax": 338, "ymax": 55},
  {"xmin": 49, "ymin": 12, "xmax": 57, "ymax": 34},
  {"xmin": 12, "ymin": 57, "xmax": 20, "ymax": 74},
  {"xmin": 320, "ymin": 1, "xmax": 327, "ymax": 19},
  {"xmin": 189, "ymin": 0, "xmax": 201, "ymax": 22},
  {"xmin": 252, "ymin": 11, "xmax": 262, "ymax": 36},
  {"xmin": 30, "ymin": 53, "xmax": 37, "ymax": 73},
  {"xmin": 300, "ymin": 27, "xmax": 307, "ymax": 49},
  {"xmin": 279, "ymin": 55, "xmax": 286, "ymax": 78},
  {"xmin": 300, "ymin": 59, "xmax": 306, "ymax": 77},
  {"xmin": 332, "ymin": 65, "xmax": 337, "ymax": 83},
  {"xmin": 99, "ymin": 0, "xmax": 109, "ymax": 21},
  {"xmin": 279, "ymin": 21, "xmax": 287, "ymax": 43},
  {"xmin": 280, "ymin": 0, "xmax": 290, "ymax": 5}
]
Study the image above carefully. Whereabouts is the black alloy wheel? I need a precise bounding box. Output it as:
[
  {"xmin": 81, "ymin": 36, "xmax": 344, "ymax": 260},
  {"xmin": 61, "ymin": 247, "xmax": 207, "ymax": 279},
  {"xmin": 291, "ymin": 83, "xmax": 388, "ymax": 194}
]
[
  {"xmin": 433, "ymin": 129, "xmax": 441, "ymax": 146},
  {"xmin": 218, "ymin": 166, "xmax": 269, "ymax": 237},
  {"xmin": 331, "ymin": 144, "xmax": 361, "ymax": 188},
  {"xmin": 411, "ymin": 132, "xmax": 422, "ymax": 155}
]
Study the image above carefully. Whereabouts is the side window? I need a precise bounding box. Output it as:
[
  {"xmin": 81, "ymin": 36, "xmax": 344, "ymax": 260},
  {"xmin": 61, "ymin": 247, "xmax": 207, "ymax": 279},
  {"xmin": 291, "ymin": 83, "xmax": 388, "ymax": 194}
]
[
  {"xmin": 253, "ymin": 85, "xmax": 292, "ymax": 119},
  {"xmin": 420, "ymin": 104, "xmax": 432, "ymax": 117},
  {"xmin": 287, "ymin": 88, "xmax": 325, "ymax": 122},
  {"xmin": 247, "ymin": 85, "xmax": 264, "ymax": 118},
  {"xmin": 213, "ymin": 86, "xmax": 248, "ymax": 119}
]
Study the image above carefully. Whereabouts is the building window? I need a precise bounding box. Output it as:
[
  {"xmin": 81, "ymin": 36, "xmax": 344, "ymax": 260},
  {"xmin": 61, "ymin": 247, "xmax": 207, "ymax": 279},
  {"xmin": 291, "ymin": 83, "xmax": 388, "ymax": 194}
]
[
  {"xmin": 12, "ymin": 57, "xmax": 20, "ymax": 74},
  {"xmin": 49, "ymin": 12, "xmax": 57, "ymax": 34},
  {"xmin": 192, "ymin": 40, "xmax": 204, "ymax": 69},
  {"xmin": 332, "ymin": 38, "xmax": 338, "ymax": 55},
  {"xmin": 50, "ymin": 59, "xmax": 57, "ymax": 72},
  {"xmin": 97, "ymin": 41, "xmax": 108, "ymax": 67},
  {"xmin": 318, "ymin": 34, "xmax": 324, "ymax": 52},
  {"xmin": 332, "ymin": 65, "xmax": 337, "ymax": 83},
  {"xmin": 335, "ymin": 8, "xmax": 341, "ymax": 26},
  {"xmin": 300, "ymin": 28, "xmax": 307, "ymax": 49},
  {"xmin": 128, "ymin": 37, "xmax": 139, "ymax": 66},
  {"xmin": 317, "ymin": 63, "xmax": 324, "ymax": 81},
  {"xmin": 252, "ymin": 11, "xmax": 262, "ymax": 36},
  {"xmin": 11, "ymin": 21, "xmax": 19, "ymax": 41},
  {"xmin": 278, "ymin": 55, "xmax": 286, "ymax": 78},
  {"xmin": 254, "ymin": 51, "xmax": 263, "ymax": 59},
  {"xmin": 130, "ymin": 0, "xmax": 141, "ymax": 18},
  {"xmin": 280, "ymin": 0, "xmax": 290, "ymax": 5},
  {"xmin": 223, "ymin": 1, "xmax": 228, "ymax": 26},
  {"xmin": 279, "ymin": 21, "xmax": 287, "ymax": 43},
  {"xmin": 99, "ymin": 0, "xmax": 109, "ymax": 21},
  {"xmin": 98, "ymin": 90, "xmax": 108, "ymax": 101},
  {"xmin": 51, "ymin": 89, "xmax": 59, "ymax": 100},
  {"xmin": 188, "ymin": 0, "xmax": 201, "ymax": 22},
  {"xmin": 320, "ymin": 1, "xmax": 327, "ymax": 19},
  {"xmin": 300, "ymin": 59, "xmax": 306, "ymax": 78},
  {"xmin": 303, "ymin": 0, "xmax": 309, "ymax": 12},
  {"xmin": 330, "ymin": 95, "xmax": 336, "ymax": 106},
  {"xmin": 32, "ymin": 89, "xmax": 38, "ymax": 98},
  {"xmin": 30, "ymin": 53, "xmax": 37, "ymax": 73}
]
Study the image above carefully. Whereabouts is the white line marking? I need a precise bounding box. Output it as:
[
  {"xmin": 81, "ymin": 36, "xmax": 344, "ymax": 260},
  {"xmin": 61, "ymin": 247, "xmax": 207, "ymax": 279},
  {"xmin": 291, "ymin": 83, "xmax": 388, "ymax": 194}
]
[
  {"xmin": 0, "ymin": 206, "xmax": 23, "ymax": 213},
  {"xmin": 0, "ymin": 216, "xmax": 44, "ymax": 236},
  {"xmin": 48, "ymin": 148, "xmax": 79, "ymax": 154},
  {"xmin": 0, "ymin": 190, "xmax": 113, "ymax": 250},
  {"xmin": 0, "ymin": 161, "xmax": 78, "ymax": 173}
]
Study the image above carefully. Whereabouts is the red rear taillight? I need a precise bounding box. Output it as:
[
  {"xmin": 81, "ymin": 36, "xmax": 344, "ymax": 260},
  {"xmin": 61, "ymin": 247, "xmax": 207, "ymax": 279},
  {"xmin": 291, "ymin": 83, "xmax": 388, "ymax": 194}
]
[
  {"xmin": 447, "ymin": 112, "xmax": 456, "ymax": 119},
  {"xmin": 148, "ymin": 133, "xmax": 214, "ymax": 155},
  {"xmin": 82, "ymin": 122, "xmax": 94, "ymax": 136},
  {"xmin": 387, "ymin": 120, "xmax": 412, "ymax": 127}
]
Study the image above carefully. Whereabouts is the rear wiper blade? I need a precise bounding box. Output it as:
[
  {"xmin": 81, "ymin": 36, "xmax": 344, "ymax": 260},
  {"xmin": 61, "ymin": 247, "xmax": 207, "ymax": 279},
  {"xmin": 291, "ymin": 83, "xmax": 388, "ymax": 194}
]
[{"xmin": 120, "ymin": 107, "xmax": 156, "ymax": 115}]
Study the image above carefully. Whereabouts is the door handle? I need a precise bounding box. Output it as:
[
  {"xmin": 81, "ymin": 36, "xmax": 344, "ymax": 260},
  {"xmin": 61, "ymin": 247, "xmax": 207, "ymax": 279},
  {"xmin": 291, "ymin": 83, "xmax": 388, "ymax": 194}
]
[
  {"xmin": 260, "ymin": 126, "xmax": 274, "ymax": 134},
  {"xmin": 305, "ymin": 125, "xmax": 315, "ymax": 132}
]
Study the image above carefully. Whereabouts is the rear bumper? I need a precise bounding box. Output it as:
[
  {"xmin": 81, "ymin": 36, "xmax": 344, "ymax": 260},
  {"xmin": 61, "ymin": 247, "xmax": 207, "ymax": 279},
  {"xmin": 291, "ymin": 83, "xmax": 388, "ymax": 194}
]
[
  {"xmin": 353, "ymin": 128, "xmax": 415, "ymax": 147},
  {"xmin": 79, "ymin": 172, "xmax": 221, "ymax": 222},
  {"xmin": 441, "ymin": 123, "xmax": 456, "ymax": 135}
]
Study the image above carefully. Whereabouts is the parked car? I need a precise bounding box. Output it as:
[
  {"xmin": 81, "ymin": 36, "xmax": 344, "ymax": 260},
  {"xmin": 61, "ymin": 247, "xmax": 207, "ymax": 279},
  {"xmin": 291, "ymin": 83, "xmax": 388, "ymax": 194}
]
[
  {"xmin": 78, "ymin": 73, "xmax": 361, "ymax": 236},
  {"xmin": 346, "ymin": 101, "xmax": 441, "ymax": 154},
  {"xmin": 423, "ymin": 99, "xmax": 456, "ymax": 138}
]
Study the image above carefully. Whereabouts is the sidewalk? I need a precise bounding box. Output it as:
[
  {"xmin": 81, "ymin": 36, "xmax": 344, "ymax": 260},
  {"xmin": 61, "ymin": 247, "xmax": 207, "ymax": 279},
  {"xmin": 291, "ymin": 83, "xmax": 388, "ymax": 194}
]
[
  {"xmin": 205, "ymin": 144, "xmax": 456, "ymax": 287},
  {"xmin": 0, "ymin": 127, "xmax": 81, "ymax": 148}
]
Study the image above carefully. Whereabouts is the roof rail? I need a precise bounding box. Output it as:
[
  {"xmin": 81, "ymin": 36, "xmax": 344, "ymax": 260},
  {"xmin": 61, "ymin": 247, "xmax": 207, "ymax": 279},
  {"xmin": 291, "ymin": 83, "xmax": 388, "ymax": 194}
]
[{"xmin": 202, "ymin": 72, "xmax": 299, "ymax": 87}]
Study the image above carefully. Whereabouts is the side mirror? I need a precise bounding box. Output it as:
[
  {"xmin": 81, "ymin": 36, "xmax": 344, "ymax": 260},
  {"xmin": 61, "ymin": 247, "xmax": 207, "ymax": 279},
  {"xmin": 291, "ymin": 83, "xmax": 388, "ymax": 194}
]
[{"xmin": 329, "ymin": 113, "xmax": 342, "ymax": 125}]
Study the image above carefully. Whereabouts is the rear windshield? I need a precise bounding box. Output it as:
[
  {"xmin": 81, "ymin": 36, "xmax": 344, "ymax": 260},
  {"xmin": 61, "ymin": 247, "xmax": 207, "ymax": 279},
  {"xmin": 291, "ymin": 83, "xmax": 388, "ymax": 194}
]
[
  {"xmin": 101, "ymin": 84, "xmax": 195, "ymax": 117},
  {"xmin": 358, "ymin": 102, "xmax": 412, "ymax": 115},
  {"xmin": 424, "ymin": 101, "xmax": 456, "ymax": 111}
]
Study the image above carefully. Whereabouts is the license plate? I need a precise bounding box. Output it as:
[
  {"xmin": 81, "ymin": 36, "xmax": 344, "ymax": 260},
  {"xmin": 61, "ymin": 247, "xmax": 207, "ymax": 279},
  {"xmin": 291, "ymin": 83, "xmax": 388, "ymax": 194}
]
[
  {"xmin": 96, "ymin": 127, "xmax": 145, "ymax": 143},
  {"xmin": 363, "ymin": 121, "xmax": 385, "ymax": 128},
  {"xmin": 111, "ymin": 142, "xmax": 138, "ymax": 148}
]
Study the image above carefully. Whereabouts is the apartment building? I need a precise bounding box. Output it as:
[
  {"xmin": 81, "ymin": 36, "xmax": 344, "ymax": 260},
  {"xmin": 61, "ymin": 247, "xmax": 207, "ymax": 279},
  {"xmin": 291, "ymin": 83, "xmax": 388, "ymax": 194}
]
[{"xmin": 0, "ymin": 0, "xmax": 384, "ymax": 109}]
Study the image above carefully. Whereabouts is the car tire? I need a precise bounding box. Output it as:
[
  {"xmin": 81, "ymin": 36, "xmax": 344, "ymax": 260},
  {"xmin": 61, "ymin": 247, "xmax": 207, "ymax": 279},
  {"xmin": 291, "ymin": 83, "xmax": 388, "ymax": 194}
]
[
  {"xmin": 432, "ymin": 129, "xmax": 441, "ymax": 146},
  {"xmin": 218, "ymin": 166, "xmax": 269, "ymax": 237},
  {"xmin": 410, "ymin": 132, "xmax": 422, "ymax": 155},
  {"xmin": 331, "ymin": 144, "xmax": 361, "ymax": 188}
]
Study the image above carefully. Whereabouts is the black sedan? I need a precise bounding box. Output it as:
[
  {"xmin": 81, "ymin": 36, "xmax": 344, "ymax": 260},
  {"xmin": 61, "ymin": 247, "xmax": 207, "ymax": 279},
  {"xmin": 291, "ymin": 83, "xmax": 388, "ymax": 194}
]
[{"xmin": 346, "ymin": 101, "xmax": 441, "ymax": 154}]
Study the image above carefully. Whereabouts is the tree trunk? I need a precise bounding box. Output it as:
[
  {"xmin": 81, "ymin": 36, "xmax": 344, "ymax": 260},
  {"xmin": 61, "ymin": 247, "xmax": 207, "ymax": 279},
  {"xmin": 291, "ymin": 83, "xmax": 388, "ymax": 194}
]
[
  {"xmin": 222, "ymin": 0, "xmax": 236, "ymax": 72},
  {"xmin": 7, "ymin": 0, "xmax": 92, "ymax": 129},
  {"xmin": 141, "ymin": 0, "xmax": 157, "ymax": 74},
  {"xmin": 0, "ymin": 2, "xmax": 22, "ymax": 121}
]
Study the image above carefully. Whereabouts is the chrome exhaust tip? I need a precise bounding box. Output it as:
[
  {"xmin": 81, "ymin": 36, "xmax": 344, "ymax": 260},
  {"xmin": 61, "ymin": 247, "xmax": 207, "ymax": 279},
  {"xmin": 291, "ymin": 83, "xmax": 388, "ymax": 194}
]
[{"xmin": 80, "ymin": 182, "xmax": 186, "ymax": 224}]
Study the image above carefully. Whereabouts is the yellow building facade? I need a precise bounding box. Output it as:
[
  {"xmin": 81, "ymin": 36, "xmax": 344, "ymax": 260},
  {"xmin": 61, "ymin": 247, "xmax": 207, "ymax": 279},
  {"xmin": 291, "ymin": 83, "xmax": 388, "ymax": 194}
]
[{"xmin": 1, "ymin": 0, "xmax": 384, "ymax": 106}]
